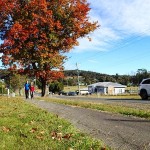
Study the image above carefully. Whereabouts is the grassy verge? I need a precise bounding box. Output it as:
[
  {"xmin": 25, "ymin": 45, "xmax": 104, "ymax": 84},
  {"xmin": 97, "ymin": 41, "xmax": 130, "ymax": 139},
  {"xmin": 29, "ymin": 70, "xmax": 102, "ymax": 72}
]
[
  {"xmin": 0, "ymin": 97, "xmax": 108, "ymax": 150},
  {"xmin": 88, "ymin": 94, "xmax": 140, "ymax": 99},
  {"xmin": 41, "ymin": 98, "xmax": 150, "ymax": 119}
]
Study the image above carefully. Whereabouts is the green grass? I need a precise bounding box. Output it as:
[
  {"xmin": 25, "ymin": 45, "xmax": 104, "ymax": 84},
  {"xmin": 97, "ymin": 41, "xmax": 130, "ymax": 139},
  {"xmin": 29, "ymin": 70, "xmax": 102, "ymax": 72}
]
[
  {"xmin": 41, "ymin": 98, "xmax": 150, "ymax": 119},
  {"xmin": 0, "ymin": 96, "xmax": 108, "ymax": 150},
  {"xmin": 88, "ymin": 94, "xmax": 140, "ymax": 99},
  {"xmin": 64, "ymin": 86, "xmax": 87, "ymax": 92}
]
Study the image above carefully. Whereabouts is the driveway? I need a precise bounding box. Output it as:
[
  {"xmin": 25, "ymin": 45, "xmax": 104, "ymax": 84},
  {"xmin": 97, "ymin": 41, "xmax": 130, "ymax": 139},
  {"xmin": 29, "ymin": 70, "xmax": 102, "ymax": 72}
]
[{"xmin": 27, "ymin": 99, "xmax": 150, "ymax": 150}]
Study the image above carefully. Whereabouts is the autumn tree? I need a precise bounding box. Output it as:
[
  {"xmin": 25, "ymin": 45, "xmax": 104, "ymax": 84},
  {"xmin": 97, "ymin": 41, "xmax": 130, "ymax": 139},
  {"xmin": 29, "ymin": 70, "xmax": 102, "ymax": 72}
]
[
  {"xmin": 0, "ymin": 0, "xmax": 98, "ymax": 96},
  {"xmin": 5, "ymin": 73, "xmax": 27, "ymax": 95}
]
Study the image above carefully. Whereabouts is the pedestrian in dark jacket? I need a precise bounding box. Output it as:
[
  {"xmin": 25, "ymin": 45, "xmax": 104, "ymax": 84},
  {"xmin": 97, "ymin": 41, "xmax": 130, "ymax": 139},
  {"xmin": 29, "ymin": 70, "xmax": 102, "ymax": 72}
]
[{"xmin": 24, "ymin": 81, "xmax": 30, "ymax": 99}]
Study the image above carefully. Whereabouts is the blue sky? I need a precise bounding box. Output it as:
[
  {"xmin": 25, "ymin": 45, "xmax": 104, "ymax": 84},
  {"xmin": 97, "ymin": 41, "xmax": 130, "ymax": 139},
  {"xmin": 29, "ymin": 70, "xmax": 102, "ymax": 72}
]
[
  {"xmin": 64, "ymin": 0, "xmax": 150, "ymax": 75},
  {"xmin": 1, "ymin": 0, "xmax": 150, "ymax": 75}
]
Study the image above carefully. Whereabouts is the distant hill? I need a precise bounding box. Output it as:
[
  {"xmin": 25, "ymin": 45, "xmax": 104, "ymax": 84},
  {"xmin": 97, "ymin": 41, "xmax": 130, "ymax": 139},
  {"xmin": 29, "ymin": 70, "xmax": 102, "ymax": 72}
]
[
  {"xmin": 63, "ymin": 70, "xmax": 129, "ymax": 86},
  {"xmin": 1, "ymin": 69, "xmax": 150, "ymax": 87},
  {"xmin": 63, "ymin": 69, "xmax": 150, "ymax": 86}
]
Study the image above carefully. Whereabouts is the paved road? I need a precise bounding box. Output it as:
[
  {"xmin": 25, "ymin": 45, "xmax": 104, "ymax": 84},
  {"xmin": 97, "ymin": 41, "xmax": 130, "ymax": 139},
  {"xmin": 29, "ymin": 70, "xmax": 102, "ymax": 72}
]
[{"xmin": 27, "ymin": 99, "xmax": 150, "ymax": 150}]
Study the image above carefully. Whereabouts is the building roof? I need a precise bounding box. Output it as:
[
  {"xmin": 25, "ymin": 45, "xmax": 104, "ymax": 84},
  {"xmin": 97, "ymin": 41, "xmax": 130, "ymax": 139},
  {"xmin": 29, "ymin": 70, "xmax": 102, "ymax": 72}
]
[{"xmin": 88, "ymin": 82, "xmax": 127, "ymax": 88}]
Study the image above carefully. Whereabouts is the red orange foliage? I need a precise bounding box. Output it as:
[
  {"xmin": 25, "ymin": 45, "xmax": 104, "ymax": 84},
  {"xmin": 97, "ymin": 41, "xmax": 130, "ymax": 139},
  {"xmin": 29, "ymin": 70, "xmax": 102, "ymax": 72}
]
[{"xmin": 0, "ymin": 0, "xmax": 98, "ymax": 96}]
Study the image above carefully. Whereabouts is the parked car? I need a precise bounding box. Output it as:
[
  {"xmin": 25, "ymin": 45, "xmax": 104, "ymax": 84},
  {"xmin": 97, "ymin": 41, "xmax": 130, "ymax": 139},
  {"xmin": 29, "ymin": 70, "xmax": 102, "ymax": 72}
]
[
  {"xmin": 138, "ymin": 78, "xmax": 150, "ymax": 100},
  {"xmin": 58, "ymin": 91, "xmax": 68, "ymax": 95},
  {"xmin": 76, "ymin": 90, "xmax": 90, "ymax": 95},
  {"xmin": 68, "ymin": 91, "xmax": 77, "ymax": 96}
]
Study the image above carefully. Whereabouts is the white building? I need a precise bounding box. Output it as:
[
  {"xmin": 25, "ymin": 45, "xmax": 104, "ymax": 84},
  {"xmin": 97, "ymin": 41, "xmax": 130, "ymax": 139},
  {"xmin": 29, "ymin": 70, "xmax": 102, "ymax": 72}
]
[{"xmin": 88, "ymin": 82, "xmax": 127, "ymax": 95}]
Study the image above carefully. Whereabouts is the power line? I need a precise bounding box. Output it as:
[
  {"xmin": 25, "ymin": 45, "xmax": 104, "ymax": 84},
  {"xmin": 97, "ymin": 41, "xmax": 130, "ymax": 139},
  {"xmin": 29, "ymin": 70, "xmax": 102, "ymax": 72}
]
[
  {"xmin": 72, "ymin": 29, "xmax": 150, "ymax": 65},
  {"xmin": 66, "ymin": 29, "xmax": 150, "ymax": 74},
  {"xmin": 76, "ymin": 63, "xmax": 80, "ymax": 95}
]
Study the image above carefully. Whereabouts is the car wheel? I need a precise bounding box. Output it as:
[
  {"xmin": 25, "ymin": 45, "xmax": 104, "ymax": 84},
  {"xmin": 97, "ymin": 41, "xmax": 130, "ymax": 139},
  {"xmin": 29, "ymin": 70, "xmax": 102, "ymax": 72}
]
[{"xmin": 140, "ymin": 90, "xmax": 148, "ymax": 100}]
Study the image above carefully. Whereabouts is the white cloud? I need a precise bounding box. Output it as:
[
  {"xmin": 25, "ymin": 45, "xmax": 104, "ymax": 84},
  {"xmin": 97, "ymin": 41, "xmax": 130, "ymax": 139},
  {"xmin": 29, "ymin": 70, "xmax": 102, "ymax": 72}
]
[
  {"xmin": 72, "ymin": 26, "xmax": 121, "ymax": 53},
  {"xmin": 120, "ymin": 0, "xmax": 150, "ymax": 35},
  {"xmin": 89, "ymin": 0, "xmax": 150, "ymax": 35},
  {"xmin": 72, "ymin": 0, "xmax": 150, "ymax": 53}
]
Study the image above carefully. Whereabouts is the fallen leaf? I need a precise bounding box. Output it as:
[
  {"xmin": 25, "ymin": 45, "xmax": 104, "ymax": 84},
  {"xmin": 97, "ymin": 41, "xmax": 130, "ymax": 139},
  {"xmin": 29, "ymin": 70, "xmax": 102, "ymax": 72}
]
[
  {"xmin": 51, "ymin": 131, "xmax": 63, "ymax": 140},
  {"xmin": 51, "ymin": 131, "xmax": 57, "ymax": 138},
  {"xmin": 36, "ymin": 135, "xmax": 44, "ymax": 140},
  {"xmin": 30, "ymin": 128, "xmax": 37, "ymax": 133},
  {"xmin": 40, "ymin": 131, "xmax": 45, "ymax": 135},
  {"xmin": 62, "ymin": 133, "xmax": 72, "ymax": 140},
  {"xmin": 30, "ymin": 120, "xmax": 35, "ymax": 124},
  {"xmin": 2, "ymin": 126, "xmax": 10, "ymax": 132},
  {"xmin": 57, "ymin": 132, "xmax": 62, "ymax": 140}
]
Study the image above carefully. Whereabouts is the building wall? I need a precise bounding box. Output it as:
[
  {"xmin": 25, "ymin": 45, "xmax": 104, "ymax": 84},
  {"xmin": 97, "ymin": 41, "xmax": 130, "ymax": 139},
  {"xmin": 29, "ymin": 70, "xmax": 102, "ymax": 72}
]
[
  {"xmin": 96, "ymin": 86, "xmax": 105, "ymax": 93},
  {"xmin": 88, "ymin": 86, "xmax": 95, "ymax": 93},
  {"xmin": 107, "ymin": 86, "xmax": 114, "ymax": 95},
  {"xmin": 114, "ymin": 87, "xmax": 125, "ymax": 94},
  {"xmin": 88, "ymin": 85, "xmax": 126, "ymax": 95}
]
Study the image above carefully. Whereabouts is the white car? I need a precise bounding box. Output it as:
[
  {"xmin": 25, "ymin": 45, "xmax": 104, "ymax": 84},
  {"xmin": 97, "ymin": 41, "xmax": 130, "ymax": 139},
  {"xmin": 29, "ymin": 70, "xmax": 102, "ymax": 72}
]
[{"xmin": 138, "ymin": 78, "xmax": 150, "ymax": 100}]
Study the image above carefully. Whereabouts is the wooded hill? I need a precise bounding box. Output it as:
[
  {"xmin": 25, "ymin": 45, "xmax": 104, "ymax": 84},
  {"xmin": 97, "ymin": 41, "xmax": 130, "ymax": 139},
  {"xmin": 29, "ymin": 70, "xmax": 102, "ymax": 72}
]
[
  {"xmin": 63, "ymin": 69, "xmax": 150, "ymax": 86},
  {"xmin": 1, "ymin": 68, "xmax": 150, "ymax": 88}
]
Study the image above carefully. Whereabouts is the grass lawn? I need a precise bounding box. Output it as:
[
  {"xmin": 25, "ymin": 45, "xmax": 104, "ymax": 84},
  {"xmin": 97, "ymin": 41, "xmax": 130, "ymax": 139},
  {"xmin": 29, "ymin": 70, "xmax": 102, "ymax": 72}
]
[
  {"xmin": 64, "ymin": 86, "xmax": 87, "ymax": 92},
  {"xmin": 0, "ymin": 96, "xmax": 108, "ymax": 150},
  {"xmin": 41, "ymin": 97, "xmax": 150, "ymax": 119},
  {"xmin": 87, "ymin": 94, "xmax": 140, "ymax": 99}
]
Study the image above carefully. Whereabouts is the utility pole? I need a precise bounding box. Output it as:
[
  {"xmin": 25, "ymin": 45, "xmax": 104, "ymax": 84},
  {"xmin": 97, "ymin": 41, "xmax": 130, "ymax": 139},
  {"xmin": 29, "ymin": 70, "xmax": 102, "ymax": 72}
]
[
  {"xmin": 76, "ymin": 63, "xmax": 80, "ymax": 95},
  {"xmin": 34, "ymin": 76, "xmax": 36, "ymax": 88}
]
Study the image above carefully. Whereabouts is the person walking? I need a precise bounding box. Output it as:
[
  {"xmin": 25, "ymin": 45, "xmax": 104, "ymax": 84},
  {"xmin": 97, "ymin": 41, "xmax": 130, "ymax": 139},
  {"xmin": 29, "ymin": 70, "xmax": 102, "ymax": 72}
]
[
  {"xmin": 24, "ymin": 81, "xmax": 30, "ymax": 99},
  {"xmin": 30, "ymin": 82, "xmax": 35, "ymax": 99}
]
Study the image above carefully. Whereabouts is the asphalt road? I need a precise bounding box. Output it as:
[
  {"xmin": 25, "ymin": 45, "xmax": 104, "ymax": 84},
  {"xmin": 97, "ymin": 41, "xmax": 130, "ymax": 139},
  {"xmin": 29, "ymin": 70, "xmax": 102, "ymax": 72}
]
[{"xmin": 27, "ymin": 98, "xmax": 150, "ymax": 150}]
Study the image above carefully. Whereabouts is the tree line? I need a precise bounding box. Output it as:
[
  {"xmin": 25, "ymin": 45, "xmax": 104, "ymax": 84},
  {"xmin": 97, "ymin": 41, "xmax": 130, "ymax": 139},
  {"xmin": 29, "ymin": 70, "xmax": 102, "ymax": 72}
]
[
  {"xmin": 62, "ymin": 69, "xmax": 150, "ymax": 86},
  {"xmin": 0, "ymin": 68, "xmax": 149, "ymax": 94}
]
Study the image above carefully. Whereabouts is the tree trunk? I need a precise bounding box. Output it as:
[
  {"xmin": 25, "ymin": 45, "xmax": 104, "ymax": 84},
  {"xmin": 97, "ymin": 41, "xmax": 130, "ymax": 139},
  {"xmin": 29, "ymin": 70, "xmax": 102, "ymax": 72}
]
[{"xmin": 41, "ymin": 77, "xmax": 46, "ymax": 97}]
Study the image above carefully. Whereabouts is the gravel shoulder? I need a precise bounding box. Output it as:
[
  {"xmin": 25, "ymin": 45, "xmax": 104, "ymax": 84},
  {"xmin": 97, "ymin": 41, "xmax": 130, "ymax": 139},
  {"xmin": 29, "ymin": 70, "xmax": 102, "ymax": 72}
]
[{"xmin": 27, "ymin": 99, "xmax": 150, "ymax": 150}]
